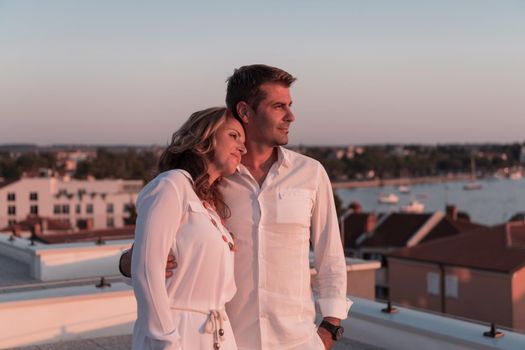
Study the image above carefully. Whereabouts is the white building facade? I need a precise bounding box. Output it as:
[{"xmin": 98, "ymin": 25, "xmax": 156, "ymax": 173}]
[{"xmin": 0, "ymin": 177, "xmax": 143, "ymax": 230}]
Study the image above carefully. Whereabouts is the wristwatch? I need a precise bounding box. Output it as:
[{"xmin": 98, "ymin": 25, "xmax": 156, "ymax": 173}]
[{"xmin": 319, "ymin": 320, "xmax": 344, "ymax": 341}]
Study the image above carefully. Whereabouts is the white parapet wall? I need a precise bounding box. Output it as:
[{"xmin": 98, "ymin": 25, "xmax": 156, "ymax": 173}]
[
  {"xmin": 0, "ymin": 235, "xmax": 131, "ymax": 281},
  {"xmin": 0, "ymin": 283, "xmax": 136, "ymax": 349},
  {"xmin": 344, "ymin": 297, "xmax": 525, "ymax": 350},
  {"xmin": 1, "ymin": 287, "xmax": 525, "ymax": 349}
]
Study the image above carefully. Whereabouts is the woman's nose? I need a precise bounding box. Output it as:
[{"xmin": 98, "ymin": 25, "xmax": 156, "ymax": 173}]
[{"xmin": 238, "ymin": 143, "xmax": 247, "ymax": 155}]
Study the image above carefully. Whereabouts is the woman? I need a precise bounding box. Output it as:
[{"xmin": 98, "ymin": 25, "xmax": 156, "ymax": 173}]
[{"xmin": 131, "ymin": 107, "xmax": 246, "ymax": 350}]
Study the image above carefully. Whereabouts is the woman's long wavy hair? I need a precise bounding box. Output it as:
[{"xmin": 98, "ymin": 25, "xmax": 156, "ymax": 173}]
[{"xmin": 158, "ymin": 107, "xmax": 233, "ymax": 219}]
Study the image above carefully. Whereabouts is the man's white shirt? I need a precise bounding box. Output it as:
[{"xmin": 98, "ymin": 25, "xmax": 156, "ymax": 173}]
[{"xmin": 221, "ymin": 147, "xmax": 352, "ymax": 350}]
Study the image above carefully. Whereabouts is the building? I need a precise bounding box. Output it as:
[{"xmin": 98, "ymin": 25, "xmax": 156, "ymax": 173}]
[
  {"xmin": 340, "ymin": 205, "xmax": 486, "ymax": 299},
  {"xmin": 388, "ymin": 221, "xmax": 525, "ymax": 332},
  {"xmin": 0, "ymin": 176, "xmax": 142, "ymax": 230}
]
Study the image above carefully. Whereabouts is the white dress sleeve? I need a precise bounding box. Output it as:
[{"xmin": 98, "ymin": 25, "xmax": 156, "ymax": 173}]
[{"xmin": 131, "ymin": 176, "xmax": 183, "ymax": 349}]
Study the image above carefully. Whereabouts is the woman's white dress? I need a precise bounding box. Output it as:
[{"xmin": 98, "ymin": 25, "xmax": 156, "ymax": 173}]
[{"xmin": 131, "ymin": 169, "xmax": 237, "ymax": 350}]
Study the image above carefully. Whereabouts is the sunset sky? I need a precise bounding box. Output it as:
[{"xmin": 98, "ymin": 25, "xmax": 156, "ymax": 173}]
[{"xmin": 1, "ymin": 0, "xmax": 524, "ymax": 145}]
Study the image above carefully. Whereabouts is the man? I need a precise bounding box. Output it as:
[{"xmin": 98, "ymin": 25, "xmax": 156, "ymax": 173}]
[{"xmin": 121, "ymin": 64, "xmax": 351, "ymax": 349}]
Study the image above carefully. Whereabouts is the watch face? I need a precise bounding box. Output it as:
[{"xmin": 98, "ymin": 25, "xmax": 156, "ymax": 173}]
[{"xmin": 335, "ymin": 327, "xmax": 344, "ymax": 340}]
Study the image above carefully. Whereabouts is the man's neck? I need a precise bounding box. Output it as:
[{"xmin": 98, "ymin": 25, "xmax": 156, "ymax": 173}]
[{"xmin": 241, "ymin": 141, "xmax": 279, "ymax": 187}]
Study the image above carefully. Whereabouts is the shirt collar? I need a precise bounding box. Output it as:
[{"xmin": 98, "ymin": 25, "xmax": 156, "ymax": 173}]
[
  {"xmin": 276, "ymin": 146, "xmax": 291, "ymax": 169},
  {"xmin": 235, "ymin": 146, "xmax": 291, "ymax": 176}
]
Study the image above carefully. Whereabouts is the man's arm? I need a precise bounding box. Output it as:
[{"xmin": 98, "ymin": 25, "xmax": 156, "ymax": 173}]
[
  {"xmin": 310, "ymin": 164, "xmax": 352, "ymax": 349},
  {"xmin": 119, "ymin": 245, "xmax": 177, "ymax": 279}
]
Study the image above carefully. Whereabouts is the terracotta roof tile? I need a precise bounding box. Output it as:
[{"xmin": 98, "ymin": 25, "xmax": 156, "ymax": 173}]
[
  {"xmin": 342, "ymin": 213, "xmax": 376, "ymax": 248},
  {"xmin": 421, "ymin": 217, "xmax": 486, "ymax": 243},
  {"xmin": 388, "ymin": 223, "xmax": 525, "ymax": 273},
  {"xmin": 35, "ymin": 226, "xmax": 135, "ymax": 244},
  {"xmin": 1, "ymin": 216, "xmax": 72, "ymax": 232},
  {"xmin": 360, "ymin": 213, "xmax": 432, "ymax": 247}
]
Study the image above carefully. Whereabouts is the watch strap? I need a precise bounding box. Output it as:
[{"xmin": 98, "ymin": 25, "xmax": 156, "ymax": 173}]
[{"xmin": 319, "ymin": 320, "xmax": 344, "ymax": 341}]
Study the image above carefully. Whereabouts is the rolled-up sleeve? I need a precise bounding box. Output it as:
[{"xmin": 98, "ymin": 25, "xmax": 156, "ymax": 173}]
[
  {"xmin": 131, "ymin": 177, "xmax": 182, "ymax": 349},
  {"xmin": 310, "ymin": 165, "xmax": 352, "ymax": 320}
]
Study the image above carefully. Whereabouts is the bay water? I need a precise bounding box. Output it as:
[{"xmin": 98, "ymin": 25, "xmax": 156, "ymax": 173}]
[{"xmin": 336, "ymin": 178, "xmax": 525, "ymax": 225}]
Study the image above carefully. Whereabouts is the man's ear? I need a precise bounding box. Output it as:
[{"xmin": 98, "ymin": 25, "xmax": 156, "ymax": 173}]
[{"xmin": 237, "ymin": 101, "xmax": 250, "ymax": 124}]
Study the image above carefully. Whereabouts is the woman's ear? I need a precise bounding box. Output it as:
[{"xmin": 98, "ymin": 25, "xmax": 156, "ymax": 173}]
[{"xmin": 237, "ymin": 102, "xmax": 250, "ymax": 124}]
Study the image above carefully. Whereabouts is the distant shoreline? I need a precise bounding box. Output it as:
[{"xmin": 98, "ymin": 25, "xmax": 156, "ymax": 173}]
[{"xmin": 332, "ymin": 174, "xmax": 472, "ymax": 189}]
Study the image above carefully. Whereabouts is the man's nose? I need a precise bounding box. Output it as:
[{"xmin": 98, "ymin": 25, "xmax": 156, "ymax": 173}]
[{"xmin": 285, "ymin": 108, "xmax": 295, "ymax": 122}]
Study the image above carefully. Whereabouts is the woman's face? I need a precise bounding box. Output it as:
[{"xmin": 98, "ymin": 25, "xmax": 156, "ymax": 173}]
[{"xmin": 208, "ymin": 116, "xmax": 246, "ymax": 179}]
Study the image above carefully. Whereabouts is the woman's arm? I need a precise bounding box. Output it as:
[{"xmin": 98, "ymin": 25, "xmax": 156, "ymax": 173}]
[{"xmin": 131, "ymin": 176, "xmax": 183, "ymax": 349}]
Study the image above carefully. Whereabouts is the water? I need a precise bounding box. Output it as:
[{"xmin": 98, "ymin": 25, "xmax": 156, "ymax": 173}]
[{"xmin": 336, "ymin": 178, "xmax": 525, "ymax": 225}]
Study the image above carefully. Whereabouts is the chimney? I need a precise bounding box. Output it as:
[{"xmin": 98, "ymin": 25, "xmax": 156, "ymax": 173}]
[
  {"xmin": 446, "ymin": 205, "xmax": 458, "ymax": 221},
  {"xmin": 32, "ymin": 223, "xmax": 42, "ymax": 236},
  {"xmin": 366, "ymin": 213, "xmax": 377, "ymax": 232},
  {"xmin": 349, "ymin": 201, "xmax": 362, "ymax": 213},
  {"xmin": 86, "ymin": 218, "xmax": 94, "ymax": 230},
  {"xmin": 11, "ymin": 225, "xmax": 21, "ymax": 238}
]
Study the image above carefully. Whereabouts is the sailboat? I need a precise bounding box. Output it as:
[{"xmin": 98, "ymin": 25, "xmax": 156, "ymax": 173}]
[{"xmin": 463, "ymin": 153, "xmax": 482, "ymax": 191}]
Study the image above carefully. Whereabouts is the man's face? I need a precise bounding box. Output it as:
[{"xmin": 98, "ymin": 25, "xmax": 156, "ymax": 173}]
[{"xmin": 247, "ymin": 82, "xmax": 295, "ymax": 147}]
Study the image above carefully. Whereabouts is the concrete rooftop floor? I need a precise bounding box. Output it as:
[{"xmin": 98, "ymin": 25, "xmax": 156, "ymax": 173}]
[{"xmin": 9, "ymin": 334, "xmax": 385, "ymax": 350}]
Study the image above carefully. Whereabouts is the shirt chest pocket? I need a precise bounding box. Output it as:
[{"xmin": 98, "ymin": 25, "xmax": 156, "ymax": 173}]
[
  {"xmin": 185, "ymin": 201, "xmax": 214, "ymax": 235},
  {"xmin": 276, "ymin": 189, "xmax": 314, "ymax": 227}
]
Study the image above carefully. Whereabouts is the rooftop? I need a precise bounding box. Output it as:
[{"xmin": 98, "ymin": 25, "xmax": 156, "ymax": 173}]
[
  {"xmin": 389, "ymin": 222, "xmax": 525, "ymax": 273},
  {"xmin": 8, "ymin": 334, "xmax": 381, "ymax": 350},
  {"xmin": 354, "ymin": 211, "xmax": 487, "ymax": 249},
  {"xmin": 360, "ymin": 213, "xmax": 432, "ymax": 247},
  {"xmin": 34, "ymin": 226, "xmax": 135, "ymax": 244},
  {"xmin": 0, "ymin": 254, "xmax": 36, "ymax": 288}
]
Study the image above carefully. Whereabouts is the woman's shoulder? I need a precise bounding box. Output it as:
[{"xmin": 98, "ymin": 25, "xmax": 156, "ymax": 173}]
[
  {"xmin": 140, "ymin": 169, "xmax": 193, "ymax": 196},
  {"xmin": 156, "ymin": 169, "xmax": 193, "ymax": 185}
]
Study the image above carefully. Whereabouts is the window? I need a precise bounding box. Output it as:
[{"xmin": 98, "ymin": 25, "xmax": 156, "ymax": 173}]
[
  {"xmin": 7, "ymin": 206, "xmax": 16, "ymax": 215},
  {"xmin": 30, "ymin": 205, "xmax": 38, "ymax": 215},
  {"xmin": 8, "ymin": 219, "xmax": 16, "ymax": 225},
  {"xmin": 54, "ymin": 204, "xmax": 61, "ymax": 214},
  {"xmin": 76, "ymin": 204, "xmax": 81, "ymax": 214},
  {"xmin": 427, "ymin": 272, "xmax": 440, "ymax": 296},
  {"xmin": 107, "ymin": 217, "xmax": 115, "ymax": 228},
  {"xmin": 62, "ymin": 205, "xmax": 70, "ymax": 214},
  {"xmin": 445, "ymin": 275, "xmax": 458, "ymax": 298},
  {"xmin": 86, "ymin": 204, "xmax": 93, "ymax": 214},
  {"xmin": 106, "ymin": 203, "xmax": 114, "ymax": 214},
  {"xmin": 29, "ymin": 192, "xmax": 38, "ymax": 201},
  {"xmin": 7, "ymin": 193, "xmax": 15, "ymax": 201}
]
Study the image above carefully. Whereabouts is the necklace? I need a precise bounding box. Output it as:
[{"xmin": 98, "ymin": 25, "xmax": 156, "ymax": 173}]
[{"xmin": 202, "ymin": 200, "xmax": 236, "ymax": 252}]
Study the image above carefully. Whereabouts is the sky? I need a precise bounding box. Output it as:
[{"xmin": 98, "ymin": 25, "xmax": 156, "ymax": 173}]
[{"xmin": 1, "ymin": 0, "xmax": 524, "ymax": 146}]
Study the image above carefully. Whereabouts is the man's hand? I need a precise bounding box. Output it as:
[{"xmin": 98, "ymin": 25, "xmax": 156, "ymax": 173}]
[
  {"xmin": 119, "ymin": 245, "xmax": 177, "ymax": 278},
  {"xmin": 165, "ymin": 253, "xmax": 177, "ymax": 278},
  {"xmin": 317, "ymin": 317, "xmax": 341, "ymax": 350}
]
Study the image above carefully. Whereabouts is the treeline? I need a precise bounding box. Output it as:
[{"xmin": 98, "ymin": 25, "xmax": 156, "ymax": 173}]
[
  {"xmin": 0, "ymin": 152, "xmax": 56, "ymax": 180},
  {"xmin": 303, "ymin": 144, "xmax": 523, "ymax": 181},
  {"xmin": 1, "ymin": 144, "xmax": 523, "ymax": 183},
  {"xmin": 0, "ymin": 148, "xmax": 158, "ymax": 183},
  {"xmin": 74, "ymin": 148, "xmax": 158, "ymax": 182}
]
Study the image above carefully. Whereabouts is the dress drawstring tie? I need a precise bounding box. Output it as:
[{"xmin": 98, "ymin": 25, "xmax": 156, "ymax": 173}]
[
  {"xmin": 171, "ymin": 307, "xmax": 227, "ymax": 349},
  {"xmin": 204, "ymin": 309, "xmax": 227, "ymax": 349}
]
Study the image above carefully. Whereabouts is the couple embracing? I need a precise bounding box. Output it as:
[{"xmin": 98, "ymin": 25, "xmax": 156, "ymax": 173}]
[{"xmin": 119, "ymin": 64, "xmax": 352, "ymax": 350}]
